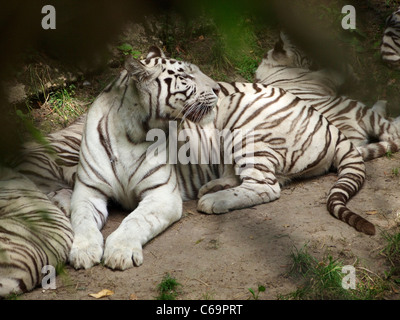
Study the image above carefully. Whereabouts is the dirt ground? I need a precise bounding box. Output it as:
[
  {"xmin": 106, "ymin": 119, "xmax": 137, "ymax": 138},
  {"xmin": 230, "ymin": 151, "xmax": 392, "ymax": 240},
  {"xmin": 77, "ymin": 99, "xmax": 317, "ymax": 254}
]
[
  {"xmin": 20, "ymin": 152, "xmax": 400, "ymax": 300},
  {"xmin": 4, "ymin": 0, "xmax": 400, "ymax": 301}
]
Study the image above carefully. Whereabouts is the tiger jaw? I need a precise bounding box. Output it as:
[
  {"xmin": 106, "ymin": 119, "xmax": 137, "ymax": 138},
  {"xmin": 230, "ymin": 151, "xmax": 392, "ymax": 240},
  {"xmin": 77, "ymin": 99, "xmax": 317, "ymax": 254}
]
[
  {"xmin": 183, "ymin": 100, "xmax": 217, "ymax": 124},
  {"xmin": 180, "ymin": 91, "xmax": 218, "ymax": 124}
]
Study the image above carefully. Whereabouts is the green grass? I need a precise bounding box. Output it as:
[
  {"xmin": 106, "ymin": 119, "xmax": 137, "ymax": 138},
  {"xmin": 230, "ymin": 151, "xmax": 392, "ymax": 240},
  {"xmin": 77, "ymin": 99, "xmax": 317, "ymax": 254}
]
[
  {"xmin": 216, "ymin": 17, "xmax": 263, "ymax": 82},
  {"xmin": 381, "ymin": 229, "xmax": 400, "ymax": 281},
  {"xmin": 48, "ymin": 84, "xmax": 84, "ymax": 125},
  {"xmin": 282, "ymin": 244, "xmax": 350, "ymax": 299},
  {"xmin": 155, "ymin": 11, "xmax": 263, "ymax": 82},
  {"xmin": 234, "ymin": 54, "xmax": 260, "ymax": 82},
  {"xmin": 155, "ymin": 273, "xmax": 181, "ymax": 300},
  {"xmin": 248, "ymin": 285, "xmax": 266, "ymax": 300},
  {"xmin": 280, "ymin": 244, "xmax": 390, "ymax": 300},
  {"xmin": 4, "ymin": 292, "xmax": 22, "ymax": 300},
  {"xmin": 288, "ymin": 244, "xmax": 318, "ymax": 276}
]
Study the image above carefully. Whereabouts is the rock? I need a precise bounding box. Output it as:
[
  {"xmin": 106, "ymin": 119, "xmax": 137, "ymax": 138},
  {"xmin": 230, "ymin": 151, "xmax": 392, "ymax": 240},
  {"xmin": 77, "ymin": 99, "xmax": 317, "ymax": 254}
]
[{"xmin": 5, "ymin": 82, "xmax": 27, "ymax": 104}]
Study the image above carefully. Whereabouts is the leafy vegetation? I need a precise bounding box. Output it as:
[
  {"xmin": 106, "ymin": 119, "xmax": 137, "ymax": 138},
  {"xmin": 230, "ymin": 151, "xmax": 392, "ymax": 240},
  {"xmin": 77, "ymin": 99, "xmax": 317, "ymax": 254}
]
[
  {"xmin": 47, "ymin": 84, "xmax": 84, "ymax": 125},
  {"xmin": 248, "ymin": 285, "xmax": 266, "ymax": 300},
  {"xmin": 155, "ymin": 273, "xmax": 181, "ymax": 300},
  {"xmin": 381, "ymin": 229, "xmax": 400, "ymax": 280},
  {"xmin": 117, "ymin": 43, "xmax": 142, "ymax": 59},
  {"xmin": 280, "ymin": 244, "xmax": 393, "ymax": 300}
]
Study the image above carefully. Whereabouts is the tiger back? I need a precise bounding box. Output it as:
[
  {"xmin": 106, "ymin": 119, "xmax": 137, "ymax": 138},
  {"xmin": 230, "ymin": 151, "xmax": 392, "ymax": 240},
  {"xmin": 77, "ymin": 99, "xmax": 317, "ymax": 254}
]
[
  {"xmin": 0, "ymin": 115, "xmax": 83, "ymax": 297},
  {"xmin": 194, "ymin": 82, "xmax": 374, "ymax": 235},
  {"xmin": 0, "ymin": 167, "xmax": 73, "ymax": 297},
  {"xmin": 255, "ymin": 32, "xmax": 400, "ymax": 161}
]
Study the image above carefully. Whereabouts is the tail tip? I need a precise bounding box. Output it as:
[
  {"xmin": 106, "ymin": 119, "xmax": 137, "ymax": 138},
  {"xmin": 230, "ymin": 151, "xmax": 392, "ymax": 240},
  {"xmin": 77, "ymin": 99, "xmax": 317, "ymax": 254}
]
[{"xmin": 360, "ymin": 222, "xmax": 376, "ymax": 236}]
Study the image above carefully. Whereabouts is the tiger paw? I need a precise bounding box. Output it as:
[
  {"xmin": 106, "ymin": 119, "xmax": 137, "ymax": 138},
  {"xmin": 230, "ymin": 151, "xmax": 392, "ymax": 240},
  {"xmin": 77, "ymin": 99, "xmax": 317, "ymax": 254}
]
[
  {"xmin": 47, "ymin": 188, "xmax": 73, "ymax": 217},
  {"xmin": 69, "ymin": 232, "xmax": 103, "ymax": 269},
  {"xmin": 197, "ymin": 192, "xmax": 231, "ymax": 214},
  {"xmin": 197, "ymin": 176, "xmax": 239, "ymax": 198},
  {"xmin": 103, "ymin": 233, "xmax": 143, "ymax": 270}
]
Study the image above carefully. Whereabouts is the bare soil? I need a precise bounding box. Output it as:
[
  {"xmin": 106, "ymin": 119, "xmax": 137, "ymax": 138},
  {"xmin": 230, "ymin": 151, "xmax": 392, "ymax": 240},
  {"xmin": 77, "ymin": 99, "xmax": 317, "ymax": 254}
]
[{"xmin": 21, "ymin": 153, "xmax": 400, "ymax": 300}]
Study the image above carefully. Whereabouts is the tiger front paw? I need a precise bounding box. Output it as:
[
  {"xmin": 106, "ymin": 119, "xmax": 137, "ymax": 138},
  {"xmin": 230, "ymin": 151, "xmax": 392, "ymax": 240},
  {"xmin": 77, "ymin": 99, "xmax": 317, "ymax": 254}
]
[
  {"xmin": 103, "ymin": 232, "xmax": 143, "ymax": 270},
  {"xmin": 47, "ymin": 188, "xmax": 73, "ymax": 217},
  {"xmin": 69, "ymin": 232, "xmax": 103, "ymax": 269}
]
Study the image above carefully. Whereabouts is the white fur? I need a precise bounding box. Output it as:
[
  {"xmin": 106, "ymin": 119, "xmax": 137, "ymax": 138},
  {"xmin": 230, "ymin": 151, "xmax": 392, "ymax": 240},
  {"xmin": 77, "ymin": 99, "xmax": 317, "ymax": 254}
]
[
  {"xmin": 255, "ymin": 33, "xmax": 400, "ymax": 161},
  {"xmin": 381, "ymin": 7, "xmax": 400, "ymax": 70},
  {"xmin": 0, "ymin": 167, "xmax": 73, "ymax": 297},
  {"xmin": 69, "ymin": 50, "xmax": 219, "ymax": 270}
]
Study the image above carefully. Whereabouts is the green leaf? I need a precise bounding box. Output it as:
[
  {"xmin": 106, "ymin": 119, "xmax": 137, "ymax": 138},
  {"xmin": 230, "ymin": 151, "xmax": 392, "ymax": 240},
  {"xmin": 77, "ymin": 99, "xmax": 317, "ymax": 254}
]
[
  {"xmin": 117, "ymin": 43, "xmax": 134, "ymax": 53},
  {"xmin": 258, "ymin": 285, "xmax": 266, "ymax": 292}
]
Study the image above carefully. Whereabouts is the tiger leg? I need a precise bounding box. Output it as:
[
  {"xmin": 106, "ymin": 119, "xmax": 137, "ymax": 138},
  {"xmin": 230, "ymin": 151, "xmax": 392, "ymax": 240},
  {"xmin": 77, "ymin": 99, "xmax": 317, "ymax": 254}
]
[
  {"xmin": 103, "ymin": 189, "xmax": 182, "ymax": 270},
  {"xmin": 197, "ymin": 162, "xmax": 280, "ymax": 214},
  {"xmin": 355, "ymin": 108, "xmax": 400, "ymax": 160},
  {"xmin": 68, "ymin": 182, "xmax": 108, "ymax": 269},
  {"xmin": 197, "ymin": 165, "xmax": 240, "ymax": 198}
]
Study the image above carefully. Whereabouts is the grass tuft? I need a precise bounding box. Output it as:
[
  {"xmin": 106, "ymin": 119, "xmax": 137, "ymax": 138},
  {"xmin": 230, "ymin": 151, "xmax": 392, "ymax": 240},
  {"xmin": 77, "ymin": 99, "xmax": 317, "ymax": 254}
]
[
  {"xmin": 280, "ymin": 244, "xmax": 390, "ymax": 300},
  {"xmin": 155, "ymin": 273, "xmax": 181, "ymax": 300}
]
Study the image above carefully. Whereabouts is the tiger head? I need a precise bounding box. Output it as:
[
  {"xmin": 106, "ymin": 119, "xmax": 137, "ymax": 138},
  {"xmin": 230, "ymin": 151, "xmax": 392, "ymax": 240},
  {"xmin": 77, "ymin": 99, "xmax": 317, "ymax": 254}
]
[
  {"xmin": 254, "ymin": 31, "xmax": 314, "ymax": 81},
  {"xmin": 124, "ymin": 46, "xmax": 220, "ymax": 124}
]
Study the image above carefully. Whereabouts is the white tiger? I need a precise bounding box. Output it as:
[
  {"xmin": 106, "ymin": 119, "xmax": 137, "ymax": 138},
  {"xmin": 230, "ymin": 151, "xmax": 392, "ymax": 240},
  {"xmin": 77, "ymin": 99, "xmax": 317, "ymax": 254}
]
[
  {"xmin": 1, "ymin": 47, "xmax": 374, "ymax": 296},
  {"xmin": 68, "ymin": 47, "xmax": 220, "ymax": 270},
  {"xmin": 0, "ymin": 167, "xmax": 73, "ymax": 297},
  {"xmin": 0, "ymin": 115, "xmax": 84, "ymax": 297},
  {"xmin": 255, "ymin": 32, "xmax": 400, "ymax": 161},
  {"xmin": 69, "ymin": 46, "xmax": 373, "ymax": 271},
  {"xmin": 381, "ymin": 6, "xmax": 400, "ymax": 70}
]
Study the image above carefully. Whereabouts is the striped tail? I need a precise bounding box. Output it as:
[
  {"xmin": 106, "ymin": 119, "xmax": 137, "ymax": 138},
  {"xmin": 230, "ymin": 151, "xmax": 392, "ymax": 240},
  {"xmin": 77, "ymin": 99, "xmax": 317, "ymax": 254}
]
[
  {"xmin": 358, "ymin": 139, "xmax": 400, "ymax": 161},
  {"xmin": 327, "ymin": 134, "xmax": 375, "ymax": 235}
]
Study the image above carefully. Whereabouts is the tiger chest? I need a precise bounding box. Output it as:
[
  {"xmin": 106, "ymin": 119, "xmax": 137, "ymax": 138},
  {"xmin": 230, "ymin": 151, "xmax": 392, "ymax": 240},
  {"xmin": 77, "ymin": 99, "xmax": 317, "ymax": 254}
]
[{"xmin": 99, "ymin": 137, "xmax": 147, "ymax": 207}]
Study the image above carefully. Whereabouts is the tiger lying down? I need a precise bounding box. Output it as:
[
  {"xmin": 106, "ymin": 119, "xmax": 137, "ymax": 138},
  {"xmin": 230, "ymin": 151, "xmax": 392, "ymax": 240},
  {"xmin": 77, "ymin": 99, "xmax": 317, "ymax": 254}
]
[
  {"xmin": 255, "ymin": 32, "xmax": 400, "ymax": 161},
  {"xmin": 0, "ymin": 46, "xmax": 385, "ymax": 296}
]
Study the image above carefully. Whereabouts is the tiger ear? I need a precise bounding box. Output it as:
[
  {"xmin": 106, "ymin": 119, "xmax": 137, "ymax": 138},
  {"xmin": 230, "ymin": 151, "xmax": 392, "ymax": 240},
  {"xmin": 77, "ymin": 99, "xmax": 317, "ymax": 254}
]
[
  {"xmin": 274, "ymin": 37, "xmax": 285, "ymax": 54},
  {"xmin": 146, "ymin": 46, "xmax": 166, "ymax": 60},
  {"xmin": 279, "ymin": 31, "xmax": 292, "ymax": 44},
  {"xmin": 124, "ymin": 55, "xmax": 149, "ymax": 81}
]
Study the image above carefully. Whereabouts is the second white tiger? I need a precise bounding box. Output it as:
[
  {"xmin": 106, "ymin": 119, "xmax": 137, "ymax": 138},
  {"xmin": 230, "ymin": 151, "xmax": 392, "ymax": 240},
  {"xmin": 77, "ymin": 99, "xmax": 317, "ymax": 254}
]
[{"xmin": 255, "ymin": 32, "xmax": 400, "ymax": 160}]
